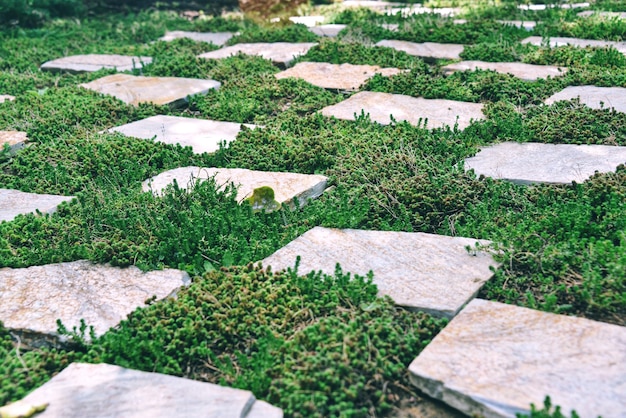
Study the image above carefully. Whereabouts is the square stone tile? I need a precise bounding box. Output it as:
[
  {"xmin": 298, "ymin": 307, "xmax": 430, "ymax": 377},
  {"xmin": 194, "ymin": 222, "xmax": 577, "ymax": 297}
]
[
  {"xmin": 545, "ymin": 86, "xmax": 626, "ymax": 113},
  {"xmin": 0, "ymin": 131, "xmax": 27, "ymax": 154},
  {"xmin": 0, "ymin": 189, "xmax": 74, "ymax": 222},
  {"xmin": 465, "ymin": 142, "xmax": 626, "ymax": 185},
  {"xmin": 0, "ymin": 261, "xmax": 190, "ymax": 345},
  {"xmin": 409, "ymin": 299, "xmax": 626, "ymax": 418},
  {"xmin": 261, "ymin": 227, "xmax": 499, "ymax": 318},
  {"xmin": 442, "ymin": 61, "xmax": 567, "ymax": 81},
  {"xmin": 0, "ymin": 94, "xmax": 15, "ymax": 103},
  {"xmin": 80, "ymin": 74, "xmax": 220, "ymax": 107},
  {"xmin": 158, "ymin": 31, "xmax": 234, "ymax": 45},
  {"xmin": 275, "ymin": 62, "xmax": 405, "ymax": 91},
  {"xmin": 320, "ymin": 91, "xmax": 485, "ymax": 130},
  {"xmin": 521, "ymin": 36, "xmax": 626, "ymax": 55},
  {"xmin": 142, "ymin": 166, "xmax": 327, "ymax": 211},
  {"xmin": 9, "ymin": 362, "xmax": 282, "ymax": 418},
  {"xmin": 106, "ymin": 115, "xmax": 257, "ymax": 154},
  {"xmin": 376, "ymin": 40, "xmax": 464, "ymax": 60},
  {"xmin": 40, "ymin": 54, "xmax": 152, "ymax": 73},
  {"xmin": 308, "ymin": 24, "xmax": 347, "ymax": 37},
  {"xmin": 198, "ymin": 42, "xmax": 318, "ymax": 67}
]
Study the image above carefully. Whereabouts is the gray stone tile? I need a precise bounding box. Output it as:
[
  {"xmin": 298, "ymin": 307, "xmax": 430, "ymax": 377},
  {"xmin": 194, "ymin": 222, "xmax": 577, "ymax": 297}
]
[
  {"xmin": 521, "ymin": 36, "xmax": 626, "ymax": 55},
  {"xmin": 12, "ymin": 362, "xmax": 282, "ymax": 417},
  {"xmin": 106, "ymin": 115, "xmax": 257, "ymax": 154},
  {"xmin": 386, "ymin": 5, "xmax": 459, "ymax": 16},
  {"xmin": 198, "ymin": 42, "xmax": 318, "ymax": 67},
  {"xmin": 261, "ymin": 227, "xmax": 499, "ymax": 318},
  {"xmin": 498, "ymin": 20, "xmax": 537, "ymax": 30},
  {"xmin": 40, "ymin": 54, "xmax": 152, "ymax": 73},
  {"xmin": 465, "ymin": 142, "xmax": 626, "ymax": 185},
  {"xmin": 0, "ymin": 261, "xmax": 190, "ymax": 345},
  {"xmin": 0, "ymin": 189, "xmax": 74, "ymax": 222},
  {"xmin": 518, "ymin": 2, "xmax": 589, "ymax": 10},
  {"xmin": 158, "ymin": 31, "xmax": 233, "ymax": 45},
  {"xmin": 577, "ymin": 10, "xmax": 626, "ymax": 19},
  {"xmin": 80, "ymin": 74, "xmax": 220, "ymax": 107},
  {"xmin": 545, "ymin": 85, "xmax": 626, "ymax": 113},
  {"xmin": 275, "ymin": 62, "xmax": 405, "ymax": 91},
  {"xmin": 289, "ymin": 15, "xmax": 325, "ymax": 27},
  {"xmin": 408, "ymin": 299, "xmax": 626, "ymax": 418},
  {"xmin": 319, "ymin": 91, "xmax": 485, "ymax": 130},
  {"xmin": 142, "ymin": 166, "xmax": 327, "ymax": 211},
  {"xmin": 442, "ymin": 61, "xmax": 567, "ymax": 81},
  {"xmin": 0, "ymin": 130, "xmax": 27, "ymax": 154},
  {"xmin": 308, "ymin": 24, "xmax": 347, "ymax": 37},
  {"xmin": 0, "ymin": 94, "xmax": 15, "ymax": 103},
  {"xmin": 376, "ymin": 40, "xmax": 464, "ymax": 60}
]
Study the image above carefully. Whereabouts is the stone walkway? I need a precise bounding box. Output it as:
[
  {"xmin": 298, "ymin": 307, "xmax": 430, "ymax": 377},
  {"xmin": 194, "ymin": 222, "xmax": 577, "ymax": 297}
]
[
  {"xmin": 40, "ymin": 54, "xmax": 152, "ymax": 73},
  {"xmin": 522, "ymin": 36, "xmax": 626, "ymax": 55},
  {"xmin": 441, "ymin": 61, "xmax": 567, "ymax": 81},
  {"xmin": 545, "ymin": 86, "xmax": 626, "ymax": 113},
  {"xmin": 0, "ymin": 189, "xmax": 74, "ymax": 222},
  {"xmin": 198, "ymin": 42, "xmax": 318, "ymax": 67},
  {"xmin": 376, "ymin": 40, "xmax": 465, "ymax": 61}
]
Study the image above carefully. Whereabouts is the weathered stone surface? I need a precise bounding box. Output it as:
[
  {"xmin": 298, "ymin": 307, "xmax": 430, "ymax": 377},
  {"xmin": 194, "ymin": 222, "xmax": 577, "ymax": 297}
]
[
  {"xmin": 289, "ymin": 15, "xmax": 325, "ymax": 27},
  {"xmin": 142, "ymin": 166, "xmax": 327, "ymax": 210},
  {"xmin": 40, "ymin": 54, "xmax": 152, "ymax": 73},
  {"xmin": 498, "ymin": 20, "xmax": 536, "ymax": 30},
  {"xmin": 261, "ymin": 227, "xmax": 498, "ymax": 318},
  {"xmin": 376, "ymin": 40, "xmax": 464, "ymax": 60},
  {"xmin": 465, "ymin": 142, "xmax": 626, "ymax": 185},
  {"xmin": 80, "ymin": 74, "xmax": 220, "ymax": 107},
  {"xmin": 106, "ymin": 115, "xmax": 257, "ymax": 154},
  {"xmin": 275, "ymin": 62, "xmax": 405, "ymax": 91},
  {"xmin": 198, "ymin": 42, "xmax": 318, "ymax": 67},
  {"xmin": 521, "ymin": 36, "xmax": 626, "ymax": 54},
  {"xmin": 442, "ymin": 61, "xmax": 567, "ymax": 81},
  {"xmin": 518, "ymin": 2, "xmax": 589, "ymax": 10},
  {"xmin": 159, "ymin": 31, "xmax": 233, "ymax": 45},
  {"xmin": 408, "ymin": 299, "xmax": 626, "ymax": 418},
  {"xmin": 320, "ymin": 91, "xmax": 485, "ymax": 130},
  {"xmin": 545, "ymin": 85, "xmax": 626, "ymax": 113},
  {"xmin": 386, "ymin": 6, "xmax": 458, "ymax": 17},
  {"xmin": 0, "ymin": 94, "xmax": 15, "ymax": 103},
  {"xmin": 0, "ymin": 261, "xmax": 190, "ymax": 344},
  {"xmin": 0, "ymin": 130, "xmax": 27, "ymax": 154},
  {"xmin": 0, "ymin": 189, "xmax": 74, "ymax": 222},
  {"xmin": 15, "ymin": 362, "xmax": 283, "ymax": 417},
  {"xmin": 308, "ymin": 24, "xmax": 346, "ymax": 37},
  {"xmin": 578, "ymin": 10, "xmax": 626, "ymax": 18},
  {"xmin": 247, "ymin": 400, "xmax": 284, "ymax": 418}
]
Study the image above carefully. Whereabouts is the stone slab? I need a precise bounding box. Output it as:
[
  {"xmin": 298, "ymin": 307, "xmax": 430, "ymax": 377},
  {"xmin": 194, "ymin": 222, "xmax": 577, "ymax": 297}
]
[
  {"xmin": 40, "ymin": 54, "xmax": 152, "ymax": 73},
  {"xmin": 308, "ymin": 24, "xmax": 347, "ymax": 37},
  {"xmin": 386, "ymin": 6, "xmax": 459, "ymax": 17},
  {"xmin": 142, "ymin": 166, "xmax": 327, "ymax": 210},
  {"xmin": 465, "ymin": 142, "xmax": 626, "ymax": 185},
  {"xmin": 498, "ymin": 20, "xmax": 537, "ymax": 30},
  {"xmin": 289, "ymin": 15, "xmax": 325, "ymax": 27},
  {"xmin": 0, "ymin": 189, "xmax": 74, "ymax": 222},
  {"xmin": 577, "ymin": 10, "xmax": 626, "ymax": 19},
  {"xmin": 80, "ymin": 74, "xmax": 220, "ymax": 107},
  {"xmin": 106, "ymin": 115, "xmax": 257, "ymax": 154},
  {"xmin": 441, "ymin": 61, "xmax": 567, "ymax": 81},
  {"xmin": 376, "ymin": 40, "xmax": 464, "ymax": 60},
  {"xmin": 521, "ymin": 36, "xmax": 626, "ymax": 54},
  {"xmin": 0, "ymin": 260, "xmax": 190, "ymax": 344},
  {"xmin": 0, "ymin": 130, "xmax": 27, "ymax": 154},
  {"xmin": 198, "ymin": 42, "xmax": 318, "ymax": 67},
  {"xmin": 518, "ymin": 2, "xmax": 589, "ymax": 10},
  {"xmin": 261, "ymin": 227, "xmax": 498, "ymax": 318},
  {"xmin": 158, "ymin": 31, "xmax": 233, "ymax": 45},
  {"xmin": 0, "ymin": 94, "xmax": 15, "ymax": 103},
  {"xmin": 408, "ymin": 299, "xmax": 626, "ymax": 418},
  {"xmin": 14, "ymin": 362, "xmax": 282, "ymax": 418},
  {"xmin": 545, "ymin": 85, "xmax": 626, "ymax": 113},
  {"xmin": 320, "ymin": 91, "xmax": 485, "ymax": 130},
  {"xmin": 275, "ymin": 62, "xmax": 405, "ymax": 91}
]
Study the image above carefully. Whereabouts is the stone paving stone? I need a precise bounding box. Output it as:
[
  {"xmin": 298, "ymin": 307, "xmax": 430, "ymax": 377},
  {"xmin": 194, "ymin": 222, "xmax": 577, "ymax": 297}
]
[
  {"xmin": 289, "ymin": 15, "xmax": 325, "ymax": 26},
  {"xmin": 275, "ymin": 62, "xmax": 405, "ymax": 91},
  {"xmin": 308, "ymin": 24, "xmax": 347, "ymax": 37},
  {"xmin": 0, "ymin": 189, "xmax": 74, "ymax": 222},
  {"xmin": 261, "ymin": 227, "xmax": 498, "ymax": 318},
  {"xmin": 386, "ymin": 5, "xmax": 459, "ymax": 16},
  {"xmin": 498, "ymin": 20, "xmax": 537, "ymax": 30},
  {"xmin": 441, "ymin": 61, "xmax": 567, "ymax": 81},
  {"xmin": 408, "ymin": 299, "xmax": 626, "ymax": 418},
  {"xmin": 0, "ymin": 94, "xmax": 15, "ymax": 103},
  {"xmin": 320, "ymin": 91, "xmax": 485, "ymax": 130},
  {"xmin": 464, "ymin": 142, "xmax": 626, "ymax": 185},
  {"xmin": 521, "ymin": 36, "xmax": 626, "ymax": 55},
  {"xmin": 376, "ymin": 40, "xmax": 464, "ymax": 60},
  {"xmin": 13, "ymin": 362, "xmax": 283, "ymax": 418},
  {"xmin": 577, "ymin": 10, "xmax": 626, "ymax": 19},
  {"xmin": 142, "ymin": 166, "xmax": 327, "ymax": 210},
  {"xmin": 545, "ymin": 85, "xmax": 626, "ymax": 113},
  {"xmin": 158, "ymin": 30, "xmax": 233, "ymax": 45},
  {"xmin": 40, "ymin": 54, "xmax": 152, "ymax": 73},
  {"xmin": 107, "ymin": 115, "xmax": 257, "ymax": 154},
  {"xmin": 80, "ymin": 74, "xmax": 220, "ymax": 107},
  {"xmin": 0, "ymin": 261, "xmax": 190, "ymax": 345},
  {"xmin": 198, "ymin": 42, "xmax": 318, "ymax": 67},
  {"xmin": 0, "ymin": 130, "xmax": 27, "ymax": 154},
  {"xmin": 518, "ymin": 2, "xmax": 589, "ymax": 10}
]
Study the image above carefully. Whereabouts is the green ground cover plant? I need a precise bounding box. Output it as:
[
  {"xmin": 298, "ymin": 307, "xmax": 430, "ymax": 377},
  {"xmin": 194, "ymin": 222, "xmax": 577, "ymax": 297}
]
[{"xmin": 0, "ymin": 2, "xmax": 624, "ymax": 417}]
